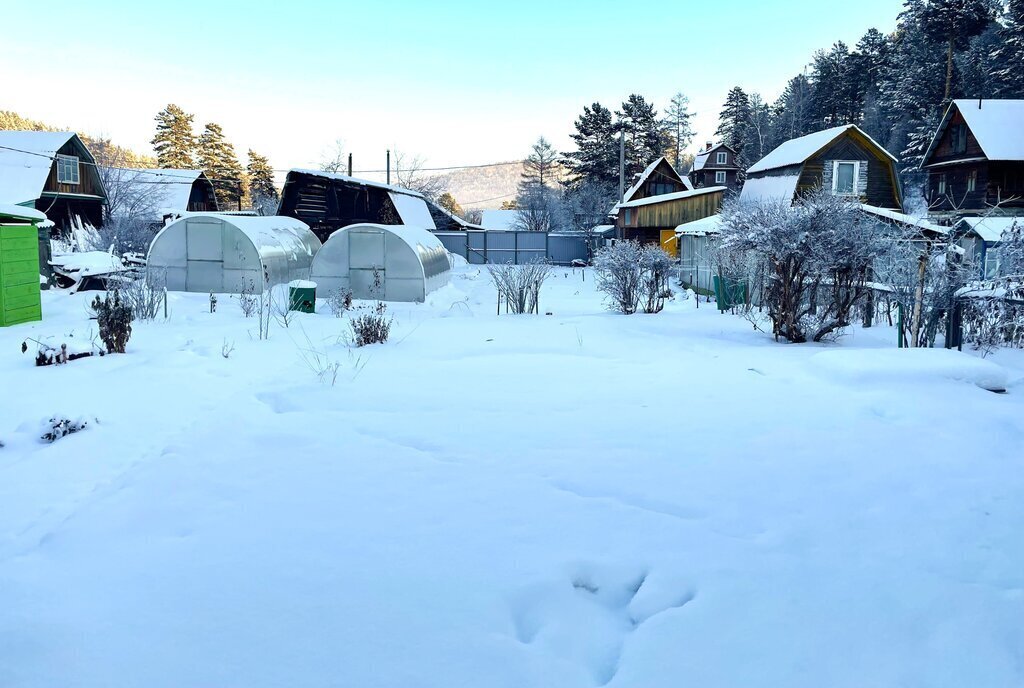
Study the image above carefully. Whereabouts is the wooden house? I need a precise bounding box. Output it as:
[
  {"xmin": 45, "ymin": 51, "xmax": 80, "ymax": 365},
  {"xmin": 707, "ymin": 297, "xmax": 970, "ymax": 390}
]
[
  {"xmin": 616, "ymin": 186, "xmax": 725, "ymax": 254},
  {"xmin": 689, "ymin": 142, "xmax": 742, "ymax": 193},
  {"xmin": 0, "ymin": 131, "xmax": 107, "ymax": 230},
  {"xmin": 920, "ymin": 99, "xmax": 1024, "ymax": 219},
  {"xmin": 277, "ymin": 169, "xmax": 437, "ymax": 243},
  {"xmin": 740, "ymin": 124, "xmax": 902, "ymax": 209},
  {"xmin": 621, "ymin": 157, "xmax": 693, "ymax": 205},
  {"xmin": 953, "ymin": 216, "xmax": 1022, "ymax": 279},
  {"xmin": 106, "ymin": 168, "xmax": 218, "ymax": 223}
]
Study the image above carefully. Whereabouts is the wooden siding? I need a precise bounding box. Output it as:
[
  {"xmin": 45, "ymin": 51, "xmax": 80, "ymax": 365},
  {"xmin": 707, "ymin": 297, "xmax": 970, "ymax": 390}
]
[
  {"xmin": 799, "ymin": 133, "xmax": 900, "ymax": 208},
  {"xmin": 925, "ymin": 106, "xmax": 986, "ymax": 167},
  {"xmin": 617, "ymin": 191, "xmax": 723, "ymax": 243},
  {"xmin": 187, "ymin": 178, "xmax": 219, "ymax": 212},
  {"xmin": 629, "ymin": 159, "xmax": 688, "ymax": 201},
  {"xmin": 41, "ymin": 139, "xmax": 105, "ymax": 199},
  {"xmin": 928, "ymin": 160, "xmax": 1024, "ymax": 214}
]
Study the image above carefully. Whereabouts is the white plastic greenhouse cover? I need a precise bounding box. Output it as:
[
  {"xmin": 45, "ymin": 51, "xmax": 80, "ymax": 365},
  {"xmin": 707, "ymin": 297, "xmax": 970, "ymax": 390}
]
[
  {"xmin": 147, "ymin": 213, "xmax": 322, "ymax": 294},
  {"xmin": 310, "ymin": 223, "xmax": 450, "ymax": 302}
]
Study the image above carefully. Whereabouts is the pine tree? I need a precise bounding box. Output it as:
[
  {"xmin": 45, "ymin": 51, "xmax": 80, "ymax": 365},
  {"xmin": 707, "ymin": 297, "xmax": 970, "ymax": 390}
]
[
  {"xmin": 616, "ymin": 94, "xmax": 666, "ymax": 178},
  {"xmin": 437, "ymin": 192, "xmax": 463, "ymax": 217},
  {"xmin": 772, "ymin": 75, "xmax": 814, "ymax": 144},
  {"xmin": 562, "ymin": 102, "xmax": 620, "ymax": 192},
  {"xmin": 742, "ymin": 94, "xmax": 774, "ymax": 166},
  {"xmin": 151, "ymin": 104, "xmax": 196, "ymax": 169},
  {"xmin": 716, "ymin": 87, "xmax": 751, "ymax": 162},
  {"xmin": 521, "ymin": 137, "xmax": 560, "ymax": 190},
  {"xmin": 993, "ymin": 0, "xmax": 1024, "ymax": 97},
  {"xmin": 662, "ymin": 92, "xmax": 695, "ymax": 169},
  {"xmin": 197, "ymin": 123, "xmax": 245, "ymax": 209},
  {"xmin": 917, "ymin": 0, "xmax": 994, "ymax": 101},
  {"xmin": 246, "ymin": 149, "xmax": 277, "ymax": 214}
]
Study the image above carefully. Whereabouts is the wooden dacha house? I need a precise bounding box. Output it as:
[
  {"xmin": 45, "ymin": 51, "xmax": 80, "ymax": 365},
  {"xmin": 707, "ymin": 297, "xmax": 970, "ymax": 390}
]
[{"xmin": 689, "ymin": 142, "xmax": 742, "ymax": 193}]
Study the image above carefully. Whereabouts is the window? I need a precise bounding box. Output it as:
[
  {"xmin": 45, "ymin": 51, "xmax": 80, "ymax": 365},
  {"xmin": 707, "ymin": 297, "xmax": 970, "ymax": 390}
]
[
  {"xmin": 984, "ymin": 249, "xmax": 1001, "ymax": 279},
  {"xmin": 952, "ymin": 123, "xmax": 968, "ymax": 154},
  {"xmin": 715, "ymin": 171, "xmax": 727, "ymax": 184},
  {"xmin": 56, "ymin": 154, "xmax": 80, "ymax": 185},
  {"xmin": 716, "ymin": 151, "xmax": 728, "ymax": 165},
  {"xmin": 831, "ymin": 161, "xmax": 859, "ymax": 195},
  {"xmin": 624, "ymin": 208, "xmax": 633, "ymax": 225},
  {"xmin": 938, "ymin": 173, "xmax": 947, "ymax": 197},
  {"xmin": 967, "ymin": 169, "xmax": 977, "ymax": 193}
]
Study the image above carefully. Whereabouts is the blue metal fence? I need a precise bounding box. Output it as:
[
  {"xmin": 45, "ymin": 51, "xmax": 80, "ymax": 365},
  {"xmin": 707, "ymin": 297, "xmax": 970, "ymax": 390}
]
[{"xmin": 434, "ymin": 231, "xmax": 599, "ymax": 265}]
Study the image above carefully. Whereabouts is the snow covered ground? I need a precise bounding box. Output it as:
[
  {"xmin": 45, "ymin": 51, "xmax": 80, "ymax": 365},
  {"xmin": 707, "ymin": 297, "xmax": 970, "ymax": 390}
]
[{"xmin": 2, "ymin": 265, "xmax": 1023, "ymax": 688}]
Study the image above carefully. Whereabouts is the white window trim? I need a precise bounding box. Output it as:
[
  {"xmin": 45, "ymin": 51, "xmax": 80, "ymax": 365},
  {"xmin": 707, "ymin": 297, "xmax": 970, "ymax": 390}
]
[
  {"xmin": 715, "ymin": 170, "xmax": 727, "ymax": 184},
  {"xmin": 716, "ymin": 151, "xmax": 728, "ymax": 165},
  {"xmin": 831, "ymin": 160, "xmax": 860, "ymax": 196},
  {"xmin": 56, "ymin": 154, "xmax": 80, "ymax": 185}
]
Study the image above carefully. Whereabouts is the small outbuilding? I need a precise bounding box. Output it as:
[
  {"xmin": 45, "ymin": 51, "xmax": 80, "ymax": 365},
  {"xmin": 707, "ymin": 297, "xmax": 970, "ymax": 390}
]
[
  {"xmin": 147, "ymin": 213, "xmax": 321, "ymax": 293},
  {"xmin": 310, "ymin": 223, "xmax": 450, "ymax": 302},
  {"xmin": 0, "ymin": 203, "xmax": 46, "ymax": 327}
]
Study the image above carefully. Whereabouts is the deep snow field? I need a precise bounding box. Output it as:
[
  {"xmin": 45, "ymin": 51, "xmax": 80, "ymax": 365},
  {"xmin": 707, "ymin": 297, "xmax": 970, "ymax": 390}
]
[{"xmin": 2, "ymin": 264, "xmax": 1023, "ymax": 688}]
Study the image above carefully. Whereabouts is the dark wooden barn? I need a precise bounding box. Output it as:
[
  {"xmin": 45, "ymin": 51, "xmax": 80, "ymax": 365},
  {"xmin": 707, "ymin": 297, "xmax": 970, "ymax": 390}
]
[
  {"xmin": 740, "ymin": 124, "xmax": 902, "ymax": 209},
  {"xmin": 920, "ymin": 99, "xmax": 1024, "ymax": 220},
  {"xmin": 0, "ymin": 131, "xmax": 107, "ymax": 230},
  {"xmin": 277, "ymin": 169, "xmax": 437, "ymax": 242},
  {"xmin": 615, "ymin": 186, "xmax": 724, "ymax": 252}
]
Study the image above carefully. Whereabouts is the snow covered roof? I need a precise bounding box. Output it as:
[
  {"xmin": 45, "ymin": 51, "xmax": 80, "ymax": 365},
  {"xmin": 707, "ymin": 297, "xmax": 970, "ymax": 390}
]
[
  {"xmin": 746, "ymin": 125, "xmax": 895, "ymax": 175},
  {"xmin": 674, "ymin": 215, "xmax": 723, "ymax": 236},
  {"xmin": 923, "ymin": 100, "xmax": 1024, "ymax": 165},
  {"xmin": 691, "ymin": 153, "xmax": 709, "ymax": 172},
  {"xmin": 0, "ymin": 131, "xmax": 79, "ymax": 204},
  {"xmin": 0, "ymin": 202, "xmax": 47, "ymax": 222},
  {"xmin": 106, "ymin": 168, "xmax": 209, "ymax": 217},
  {"xmin": 618, "ymin": 186, "xmax": 724, "ymax": 209},
  {"xmin": 388, "ymin": 191, "xmax": 437, "ymax": 230},
  {"xmin": 738, "ymin": 175, "xmax": 802, "ymax": 204},
  {"xmin": 622, "ymin": 157, "xmax": 693, "ymax": 203},
  {"xmin": 480, "ymin": 209, "xmax": 518, "ymax": 230},
  {"xmin": 956, "ymin": 216, "xmax": 1023, "ymax": 243},
  {"xmin": 49, "ymin": 251, "xmax": 130, "ymax": 278},
  {"xmin": 286, "ymin": 168, "xmax": 426, "ymax": 198},
  {"xmin": 859, "ymin": 204, "xmax": 948, "ymax": 235}
]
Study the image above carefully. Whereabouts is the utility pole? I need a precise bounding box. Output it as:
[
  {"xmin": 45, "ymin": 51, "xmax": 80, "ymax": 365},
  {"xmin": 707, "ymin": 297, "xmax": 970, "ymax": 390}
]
[
  {"xmin": 618, "ymin": 132, "xmax": 625, "ymax": 202},
  {"xmin": 347, "ymin": 153, "xmax": 353, "ymax": 177},
  {"xmin": 386, "ymin": 149, "xmax": 391, "ymax": 185}
]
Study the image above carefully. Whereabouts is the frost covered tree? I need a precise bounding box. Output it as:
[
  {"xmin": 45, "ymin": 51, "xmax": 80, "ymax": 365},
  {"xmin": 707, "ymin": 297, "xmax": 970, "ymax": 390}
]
[
  {"xmin": 151, "ymin": 104, "xmax": 196, "ymax": 169},
  {"xmin": 393, "ymin": 149, "xmax": 448, "ymax": 202},
  {"xmin": 992, "ymin": 0, "xmax": 1024, "ymax": 97},
  {"xmin": 247, "ymin": 149, "xmax": 278, "ymax": 215},
  {"xmin": 593, "ymin": 241, "xmax": 674, "ymax": 314},
  {"xmin": 772, "ymin": 75, "xmax": 814, "ymax": 145},
  {"xmin": 197, "ymin": 123, "xmax": 245, "ymax": 209},
  {"xmin": 742, "ymin": 94, "xmax": 774, "ymax": 167},
  {"xmin": 716, "ymin": 192, "xmax": 885, "ymax": 342},
  {"xmin": 917, "ymin": 0, "xmax": 993, "ymax": 101}
]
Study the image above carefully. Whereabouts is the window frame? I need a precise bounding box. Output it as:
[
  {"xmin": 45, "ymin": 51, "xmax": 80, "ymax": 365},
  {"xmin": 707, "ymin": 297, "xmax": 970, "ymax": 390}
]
[
  {"xmin": 831, "ymin": 160, "xmax": 860, "ymax": 196},
  {"xmin": 967, "ymin": 169, "xmax": 977, "ymax": 193},
  {"xmin": 938, "ymin": 173, "xmax": 947, "ymax": 197},
  {"xmin": 953, "ymin": 123, "xmax": 968, "ymax": 155},
  {"xmin": 716, "ymin": 151, "xmax": 728, "ymax": 165},
  {"xmin": 56, "ymin": 154, "xmax": 81, "ymax": 185},
  {"xmin": 715, "ymin": 170, "xmax": 727, "ymax": 185}
]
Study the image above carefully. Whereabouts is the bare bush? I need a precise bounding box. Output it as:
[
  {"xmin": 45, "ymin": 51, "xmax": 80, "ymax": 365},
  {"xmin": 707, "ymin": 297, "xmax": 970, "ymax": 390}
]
[
  {"xmin": 237, "ymin": 278, "xmax": 258, "ymax": 318},
  {"xmin": 41, "ymin": 416, "xmax": 90, "ymax": 443},
  {"xmin": 121, "ymin": 273, "xmax": 166, "ymax": 321},
  {"xmin": 327, "ymin": 287, "xmax": 354, "ymax": 316},
  {"xmin": 90, "ymin": 291, "xmax": 133, "ymax": 353},
  {"xmin": 350, "ymin": 302, "xmax": 392, "ymax": 346},
  {"xmin": 487, "ymin": 260, "xmax": 553, "ymax": 314},
  {"xmin": 594, "ymin": 241, "xmax": 672, "ymax": 315}
]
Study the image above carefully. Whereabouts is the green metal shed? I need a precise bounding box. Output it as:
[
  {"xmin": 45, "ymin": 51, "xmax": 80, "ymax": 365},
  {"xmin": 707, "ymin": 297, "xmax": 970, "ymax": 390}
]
[{"xmin": 0, "ymin": 203, "xmax": 45, "ymax": 327}]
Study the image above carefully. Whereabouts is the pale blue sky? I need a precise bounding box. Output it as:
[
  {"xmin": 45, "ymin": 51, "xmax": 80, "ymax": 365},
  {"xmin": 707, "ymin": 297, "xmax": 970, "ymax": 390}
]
[{"xmin": 0, "ymin": 0, "xmax": 903, "ymax": 177}]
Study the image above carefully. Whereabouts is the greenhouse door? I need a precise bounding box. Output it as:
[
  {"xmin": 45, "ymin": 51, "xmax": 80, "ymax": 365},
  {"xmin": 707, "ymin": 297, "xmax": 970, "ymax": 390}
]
[
  {"xmin": 349, "ymin": 229, "xmax": 385, "ymax": 299},
  {"xmin": 185, "ymin": 220, "xmax": 224, "ymax": 292}
]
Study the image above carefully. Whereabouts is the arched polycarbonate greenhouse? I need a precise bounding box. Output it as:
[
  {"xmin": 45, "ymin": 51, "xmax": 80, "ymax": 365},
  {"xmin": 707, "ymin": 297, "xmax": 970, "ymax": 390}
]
[
  {"xmin": 310, "ymin": 223, "xmax": 450, "ymax": 302},
  {"xmin": 147, "ymin": 214, "xmax": 322, "ymax": 293}
]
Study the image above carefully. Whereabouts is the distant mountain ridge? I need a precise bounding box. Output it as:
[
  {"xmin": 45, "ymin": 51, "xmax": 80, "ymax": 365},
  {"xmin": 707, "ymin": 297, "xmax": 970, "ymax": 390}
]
[{"xmin": 436, "ymin": 161, "xmax": 569, "ymax": 210}]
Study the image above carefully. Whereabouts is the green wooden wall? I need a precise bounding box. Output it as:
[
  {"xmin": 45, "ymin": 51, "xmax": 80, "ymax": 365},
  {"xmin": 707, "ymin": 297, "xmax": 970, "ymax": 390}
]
[{"xmin": 0, "ymin": 223, "xmax": 43, "ymax": 327}]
